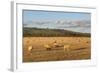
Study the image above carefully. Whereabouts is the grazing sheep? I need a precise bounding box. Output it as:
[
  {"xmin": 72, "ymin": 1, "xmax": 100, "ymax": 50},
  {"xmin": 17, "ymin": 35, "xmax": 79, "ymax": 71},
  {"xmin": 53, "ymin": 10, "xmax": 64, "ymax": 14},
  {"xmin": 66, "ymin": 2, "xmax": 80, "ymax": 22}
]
[
  {"xmin": 53, "ymin": 41, "xmax": 60, "ymax": 47},
  {"xmin": 44, "ymin": 44, "xmax": 51, "ymax": 51},
  {"xmin": 28, "ymin": 45, "xmax": 33, "ymax": 53},
  {"xmin": 63, "ymin": 45, "xmax": 70, "ymax": 52}
]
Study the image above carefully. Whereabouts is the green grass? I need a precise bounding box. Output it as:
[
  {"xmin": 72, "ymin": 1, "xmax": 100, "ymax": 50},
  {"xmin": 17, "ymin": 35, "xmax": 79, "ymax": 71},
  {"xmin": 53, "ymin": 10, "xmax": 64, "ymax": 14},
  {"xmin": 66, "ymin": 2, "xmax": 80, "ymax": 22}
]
[{"xmin": 23, "ymin": 27, "xmax": 90, "ymax": 37}]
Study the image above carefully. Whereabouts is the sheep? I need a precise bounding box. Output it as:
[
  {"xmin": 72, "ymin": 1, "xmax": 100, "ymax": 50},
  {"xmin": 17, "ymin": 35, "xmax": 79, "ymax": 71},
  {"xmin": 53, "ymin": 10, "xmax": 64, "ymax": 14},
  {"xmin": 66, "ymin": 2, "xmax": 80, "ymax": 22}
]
[
  {"xmin": 63, "ymin": 44, "xmax": 70, "ymax": 52},
  {"xmin": 53, "ymin": 41, "xmax": 61, "ymax": 47},
  {"xmin": 27, "ymin": 45, "xmax": 33, "ymax": 55},
  {"xmin": 44, "ymin": 44, "xmax": 51, "ymax": 51}
]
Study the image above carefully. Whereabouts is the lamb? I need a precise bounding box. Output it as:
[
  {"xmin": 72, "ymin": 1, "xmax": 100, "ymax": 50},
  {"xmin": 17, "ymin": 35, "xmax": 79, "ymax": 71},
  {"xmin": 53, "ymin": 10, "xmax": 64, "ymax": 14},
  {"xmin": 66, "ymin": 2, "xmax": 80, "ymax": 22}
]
[
  {"xmin": 44, "ymin": 44, "xmax": 51, "ymax": 51},
  {"xmin": 63, "ymin": 44, "xmax": 70, "ymax": 52}
]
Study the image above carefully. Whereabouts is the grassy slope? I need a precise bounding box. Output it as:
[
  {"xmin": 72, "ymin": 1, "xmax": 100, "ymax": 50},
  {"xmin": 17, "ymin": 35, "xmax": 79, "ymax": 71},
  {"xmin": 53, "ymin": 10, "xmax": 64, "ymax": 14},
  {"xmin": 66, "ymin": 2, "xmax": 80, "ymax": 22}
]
[{"xmin": 23, "ymin": 27, "xmax": 90, "ymax": 37}]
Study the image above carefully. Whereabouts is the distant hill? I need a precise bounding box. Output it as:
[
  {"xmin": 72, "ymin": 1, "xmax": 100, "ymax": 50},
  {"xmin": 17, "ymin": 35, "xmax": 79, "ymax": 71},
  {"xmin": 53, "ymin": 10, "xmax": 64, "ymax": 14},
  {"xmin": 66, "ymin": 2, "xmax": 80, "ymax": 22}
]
[{"xmin": 23, "ymin": 27, "xmax": 90, "ymax": 37}]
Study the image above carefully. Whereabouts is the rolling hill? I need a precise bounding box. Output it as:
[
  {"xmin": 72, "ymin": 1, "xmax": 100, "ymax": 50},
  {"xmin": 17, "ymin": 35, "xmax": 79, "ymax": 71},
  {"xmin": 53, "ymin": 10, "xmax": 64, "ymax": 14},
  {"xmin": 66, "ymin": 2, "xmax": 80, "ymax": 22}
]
[{"xmin": 23, "ymin": 27, "xmax": 90, "ymax": 37}]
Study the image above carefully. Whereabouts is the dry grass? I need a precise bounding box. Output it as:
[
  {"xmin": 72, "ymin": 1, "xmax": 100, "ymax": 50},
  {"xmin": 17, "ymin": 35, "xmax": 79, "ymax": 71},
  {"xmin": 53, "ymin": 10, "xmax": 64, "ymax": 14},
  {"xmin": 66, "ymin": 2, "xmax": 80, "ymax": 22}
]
[{"xmin": 23, "ymin": 37, "xmax": 91, "ymax": 62}]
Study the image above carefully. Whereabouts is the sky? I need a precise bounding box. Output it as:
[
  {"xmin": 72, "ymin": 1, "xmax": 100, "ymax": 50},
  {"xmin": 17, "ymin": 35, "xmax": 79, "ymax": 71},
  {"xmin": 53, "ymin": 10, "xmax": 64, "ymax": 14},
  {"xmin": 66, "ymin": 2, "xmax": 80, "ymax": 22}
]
[{"xmin": 23, "ymin": 10, "xmax": 91, "ymax": 33}]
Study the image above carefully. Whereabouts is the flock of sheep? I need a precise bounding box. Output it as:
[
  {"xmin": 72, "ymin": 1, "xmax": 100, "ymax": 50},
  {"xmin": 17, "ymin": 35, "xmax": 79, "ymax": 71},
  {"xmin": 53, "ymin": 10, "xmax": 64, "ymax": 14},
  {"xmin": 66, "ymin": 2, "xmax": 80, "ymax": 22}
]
[{"xmin": 27, "ymin": 40, "xmax": 70, "ymax": 54}]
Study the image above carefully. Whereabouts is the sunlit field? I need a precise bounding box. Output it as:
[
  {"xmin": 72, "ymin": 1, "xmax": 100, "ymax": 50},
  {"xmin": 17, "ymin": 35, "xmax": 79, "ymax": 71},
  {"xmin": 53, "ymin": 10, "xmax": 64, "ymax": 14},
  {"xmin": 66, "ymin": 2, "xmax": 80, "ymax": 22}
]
[
  {"xmin": 23, "ymin": 10, "xmax": 91, "ymax": 62},
  {"xmin": 23, "ymin": 37, "xmax": 91, "ymax": 62}
]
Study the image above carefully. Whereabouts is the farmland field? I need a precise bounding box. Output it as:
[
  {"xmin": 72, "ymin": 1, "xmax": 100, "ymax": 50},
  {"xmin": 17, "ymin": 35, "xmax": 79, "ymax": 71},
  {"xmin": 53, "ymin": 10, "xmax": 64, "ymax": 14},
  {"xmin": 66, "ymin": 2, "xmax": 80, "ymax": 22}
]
[
  {"xmin": 22, "ymin": 10, "xmax": 91, "ymax": 62},
  {"xmin": 23, "ymin": 37, "xmax": 91, "ymax": 62}
]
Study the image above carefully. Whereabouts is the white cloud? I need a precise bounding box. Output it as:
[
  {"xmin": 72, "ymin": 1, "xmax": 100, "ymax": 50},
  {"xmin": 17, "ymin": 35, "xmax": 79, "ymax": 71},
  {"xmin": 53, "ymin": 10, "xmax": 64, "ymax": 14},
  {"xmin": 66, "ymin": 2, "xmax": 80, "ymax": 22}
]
[{"xmin": 24, "ymin": 19, "xmax": 91, "ymax": 33}]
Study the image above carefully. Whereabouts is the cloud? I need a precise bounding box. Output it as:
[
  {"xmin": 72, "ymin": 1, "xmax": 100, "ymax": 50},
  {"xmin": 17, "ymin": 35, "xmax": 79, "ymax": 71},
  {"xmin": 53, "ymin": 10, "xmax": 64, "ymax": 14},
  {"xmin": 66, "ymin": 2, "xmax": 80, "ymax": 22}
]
[
  {"xmin": 54, "ymin": 20, "xmax": 91, "ymax": 28},
  {"xmin": 23, "ymin": 19, "xmax": 91, "ymax": 33},
  {"xmin": 24, "ymin": 19, "xmax": 90, "ymax": 26}
]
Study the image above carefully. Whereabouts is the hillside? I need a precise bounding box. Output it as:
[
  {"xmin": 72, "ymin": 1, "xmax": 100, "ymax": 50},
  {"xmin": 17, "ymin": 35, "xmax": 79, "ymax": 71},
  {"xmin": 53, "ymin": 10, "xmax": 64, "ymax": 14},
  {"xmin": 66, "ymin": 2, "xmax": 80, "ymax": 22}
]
[{"xmin": 23, "ymin": 27, "xmax": 90, "ymax": 37}]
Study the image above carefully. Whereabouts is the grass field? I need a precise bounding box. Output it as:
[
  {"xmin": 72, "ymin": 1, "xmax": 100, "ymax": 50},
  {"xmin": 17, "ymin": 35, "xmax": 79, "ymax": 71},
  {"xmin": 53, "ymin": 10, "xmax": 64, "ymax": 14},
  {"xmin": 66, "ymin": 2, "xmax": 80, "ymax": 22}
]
[{"xmin": 23, "ymin": 37, "xmax": 91, "ymax": 62}]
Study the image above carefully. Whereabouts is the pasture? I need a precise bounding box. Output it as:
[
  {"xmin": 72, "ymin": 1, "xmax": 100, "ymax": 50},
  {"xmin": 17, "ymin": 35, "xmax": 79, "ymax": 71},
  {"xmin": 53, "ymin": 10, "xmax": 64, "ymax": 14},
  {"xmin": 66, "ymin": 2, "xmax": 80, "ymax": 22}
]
[{"xmin": 23, "ymin": 37, "xmax": 91, "ymax": 62}]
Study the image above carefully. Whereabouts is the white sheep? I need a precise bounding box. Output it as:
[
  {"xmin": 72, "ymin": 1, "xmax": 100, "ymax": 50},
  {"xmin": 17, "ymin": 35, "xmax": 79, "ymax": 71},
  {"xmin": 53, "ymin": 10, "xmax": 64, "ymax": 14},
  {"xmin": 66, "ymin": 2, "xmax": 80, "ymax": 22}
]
[
  {"xmin": 28, "ymin": 45, "xmax": 33, "ymax": 52},
  {"xmin": 44, "ymin": 44, "xmax": 51, "ymax": 51},
  {"xmin": 53, "ymin": 41, "xmax": 60, "ymax": 47},
  {"xmin": 54, "ymin": 42, "xmax": 58, "ymax": 47},
  {"xmin": 63, "ymin": 45, "xmax": 70, "ymax": 52}
]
